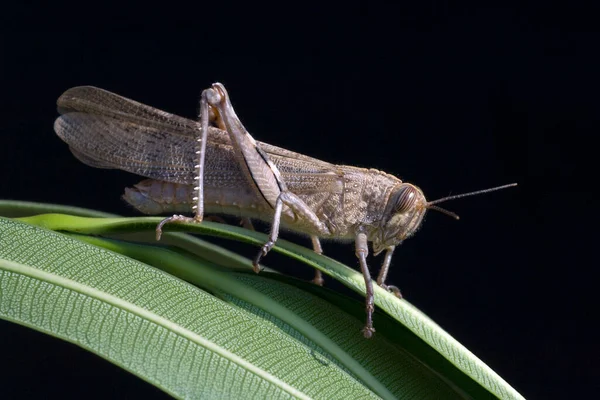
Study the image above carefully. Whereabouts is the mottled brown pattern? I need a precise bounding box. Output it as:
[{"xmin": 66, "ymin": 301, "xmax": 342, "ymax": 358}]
[
  {"xmin": 54, "ymin": 86, "xmax": 424, "ymax": 246},
  {"xmin": 54, "ymin": 85, "xmax": 436, "ymax": 338}
]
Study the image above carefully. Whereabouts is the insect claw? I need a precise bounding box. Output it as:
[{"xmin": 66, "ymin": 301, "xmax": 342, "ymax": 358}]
[
  {"xmin": 361, "ymin": 326, "xmax": 375, "ymax": 339},
  {"xmin": 251, "ymin": 261, "xmax": 264, "ymax": 274},
  {"xmin": 380, "ymin": 284, "xmax": 403, "ymax": 299},
  {"xmin": 253, "ymin": 241, "xmax": 275, "ymax": 273}
]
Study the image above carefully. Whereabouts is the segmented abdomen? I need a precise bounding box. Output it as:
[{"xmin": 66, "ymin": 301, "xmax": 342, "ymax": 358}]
[
  {"xmin": 123, "ymin": 180, "xmax": 194, "ymax": 214},
  {"xmin": 123, "ymin": 179, "xmax": 273, "ymax": 219}
]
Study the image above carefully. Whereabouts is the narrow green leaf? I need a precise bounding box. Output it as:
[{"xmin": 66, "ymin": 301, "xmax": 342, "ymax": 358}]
[
  {"xmin": 1, "ymin": 218, "xmax": 386, "ymax": 399},
  {"xmin": 0, "ymin": 200, "xmax": 254, "ymax": 272},
  {"xmin": 1, "ymin": 202, "xmax": 525, "ymax": 399},
  {"xmin": 70, "ymin": 234, "xmax": 470, "ymax": 399}
]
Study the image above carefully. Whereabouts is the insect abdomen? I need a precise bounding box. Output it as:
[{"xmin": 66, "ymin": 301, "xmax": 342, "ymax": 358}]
[
  {"xmin": 123, "ymin": 180, "xmax": 194, "ymax": 214},
  {"xmin": 123, "ymin": 179, "xmax": 273, "ymax": 219}
]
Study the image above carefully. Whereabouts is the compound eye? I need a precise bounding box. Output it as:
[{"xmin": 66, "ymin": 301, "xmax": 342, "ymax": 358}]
[{"xmin": 394, "ymin": 185, "xmax": 419, "ymax": 213}]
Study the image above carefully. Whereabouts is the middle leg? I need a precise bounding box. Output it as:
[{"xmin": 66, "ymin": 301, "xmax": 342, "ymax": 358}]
[
  {"xmin": 310, "ymin": 236, "xmax": 324, "ymax": 286},
  {"xmin": 205, "ymin": 83, "xmax": 331, "ymax": 270}
]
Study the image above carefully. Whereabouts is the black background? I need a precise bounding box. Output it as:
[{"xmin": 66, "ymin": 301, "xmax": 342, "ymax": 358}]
[{"xmin": 0, "ymin": 3, "xmax": 596, "ymax": 399}]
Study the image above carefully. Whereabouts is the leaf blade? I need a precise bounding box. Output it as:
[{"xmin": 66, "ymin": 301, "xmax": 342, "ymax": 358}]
[
  {"xmin": 3, "ymin": 205, "xmax": 525, "ymax": 399},
  {"xmin": 0, "ymin": 218, "xmax": 385, "ymax": 399}
]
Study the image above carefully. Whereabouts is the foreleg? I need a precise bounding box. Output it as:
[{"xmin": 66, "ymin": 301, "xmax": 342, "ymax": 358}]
[
  {"xmin": 355, "ymin": 228, "xmax": 375, "ymax": 338},
  {"xmin": 376, "ymin": 246, "xmax": 402, "ymax": 298}
]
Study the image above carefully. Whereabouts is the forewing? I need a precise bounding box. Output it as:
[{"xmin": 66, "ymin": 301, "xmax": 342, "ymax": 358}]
[
  {"xmin": 54, "ymin": 86, "xmax": 343, "ymax": 192},
  {"xmin": 55, "ymin": 86, "xmax": 223, "ymax": 184},
  {"xmin": 55, "ymin": 112, "xmax": 200, "ymax": 183},
  {"xmin": 56, "ymin": 86, "xmax": 200, "ymax": 135}
]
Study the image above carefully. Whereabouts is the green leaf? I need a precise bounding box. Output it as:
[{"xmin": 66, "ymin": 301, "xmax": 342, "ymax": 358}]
[
  {"xmin": 0, "ymin": 200, "xmax": 254, "ymax": 272},
  {"xmin": 0, "ymin": 201, "xmax": 525, "ymax": 399}
]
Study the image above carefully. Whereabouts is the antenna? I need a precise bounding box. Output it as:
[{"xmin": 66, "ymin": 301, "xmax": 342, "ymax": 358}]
[
  {"xmin": 426, "ymin": 183, "xmax": 517, "ymax": 219},
  {"xmin": 427, "ymin": 204, "xmax": 460, "ymax": 220}
]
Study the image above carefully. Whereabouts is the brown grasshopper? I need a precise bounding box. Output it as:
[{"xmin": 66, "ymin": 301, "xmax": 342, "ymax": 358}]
[{"xmin": 54, "ymin": 84, "xmax": 516, "ymax": 338}]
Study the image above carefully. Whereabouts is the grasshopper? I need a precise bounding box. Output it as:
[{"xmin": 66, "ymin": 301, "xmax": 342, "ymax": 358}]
[{"xmin": 54, "ymin": 84, "xmax": 516, "ymax": 338}]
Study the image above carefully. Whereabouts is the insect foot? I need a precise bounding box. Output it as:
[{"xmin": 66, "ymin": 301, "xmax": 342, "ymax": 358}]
[
  {"xmin": 361, "ymin": 297, "xmax": 376, "ymax": 339},
  {"xmin": 253, "ymin": 241, "xmax": 274, "ymax": 273},
  {"xmin": 380, "ymin": 284, "xmax": 403, "ymax": 299},
  {"xmin": 155, "ymin": 214, "xmax": 198, "ymax": 240}
]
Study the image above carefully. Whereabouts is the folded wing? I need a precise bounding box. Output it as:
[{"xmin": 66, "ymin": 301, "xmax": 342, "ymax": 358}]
[{"xmin": 54, "ymin": 86, "xmax": 343, "ymax": 195}]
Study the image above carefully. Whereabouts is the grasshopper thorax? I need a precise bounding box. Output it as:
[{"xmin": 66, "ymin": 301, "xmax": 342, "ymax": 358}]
[{"xmin": 373, "ymin": 183, "xmax": 428, "ymax": 255}]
